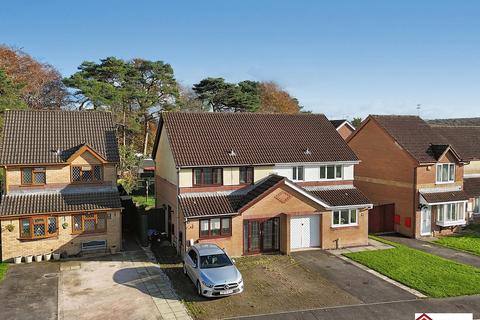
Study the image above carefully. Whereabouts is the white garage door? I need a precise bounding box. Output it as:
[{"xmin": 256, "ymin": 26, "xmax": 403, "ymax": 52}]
[{"xmin": 290, "ymin": 215, "xmax": 320, "ymax": 250}]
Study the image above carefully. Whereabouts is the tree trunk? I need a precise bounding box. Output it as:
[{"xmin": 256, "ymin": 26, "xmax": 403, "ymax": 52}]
[
  {"xmin": 123, "ymin": 109, "xmax": 126, "ymax": 147},
  {"xmin": 143, "ymin": 114, "xmax": 149, "ymax": 156}
]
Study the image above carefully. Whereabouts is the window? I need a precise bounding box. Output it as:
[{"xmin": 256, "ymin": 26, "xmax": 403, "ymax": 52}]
[
  {"xmin": 436, "ymin": 163, "xmax": 455, "ymax": 183},
  {"xmin": 188, "ymin": 249, "xmax": 198, "ymax": 265},
  {"xmin": 436, "ymin": 203, "xmax": 465, "ymax": 225},
  {"xmin": 21, "ymin": 167, "xmax": 46, "ymax": 185},
  {"xmin": 19, "ymin": 216, "xmax": 58, "ymax": 239},
  {"xmin": 72, "ymin": 165, "xmax": 103, "ymax": 183},
  {"xmin": 292, "ymin": 166, "xmax": 304, "ymax": 181},
  {"xmin": 239, "ymin": 166, "xmax": 254, "ymax": 184},
  {"xmin": 320, "ymin": 165, "xmax": 343, "ymax": 180},
  {"xmin": 332, "ymin": 209, "xmax": 358, "ymax": 227},
  {"xmin": 193, "ymin": 168, "xmax": 223, "ymax": 186},
  {"xmin": 72, "ymin": 212, "xmax": 107, "ymax": 234},
  {"xmin": 199, "ymin": 217, "xmax": 232, "ymax": 238},
  {"xmin": 474, "ymin": 197, "xmax": 480, "ymax": 214}
]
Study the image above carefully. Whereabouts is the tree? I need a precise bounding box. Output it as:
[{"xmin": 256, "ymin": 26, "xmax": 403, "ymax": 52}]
[
  {"xmin": 258, "ymin": 81, "xmax": 301, "ymax": 113},
  {"xmin": 177, "ymin": 84, "xmax": 208, "ymax": 112},
  {"xmin": 351, "ymin": 117, "xmax": 362, "ymax": 128},
  {"xmin": 0, "ymin": 68, "xmax": 27, "ymax": 112},
  {"xmin": 0, "ymin": 46, "xmax": 68, "ymax": 109}
]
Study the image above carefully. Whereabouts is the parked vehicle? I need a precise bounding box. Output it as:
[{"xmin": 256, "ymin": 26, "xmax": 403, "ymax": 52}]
[{"xmin": 183, "ymin": 244, "xmax": 244, "ymax": 297}]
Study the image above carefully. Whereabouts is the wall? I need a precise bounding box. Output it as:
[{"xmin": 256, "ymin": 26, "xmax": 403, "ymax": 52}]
[
  {"xmin": 0, "ymin": 210, "xmax": 122, "ymax": 261},
  {"xmin": 154, "ymin": 125, "xmax": 177, "ymax": 186},
  {"xmin": 320, "ymin": 208, "xmax": 369, "ymax": 249},
  {"xmin": 465, "ymin": 160, "xmax": 480, "ymax": 177},
  {"xmin": 337, "ymin": 125, "xmax": 355, "ymax": 140}
]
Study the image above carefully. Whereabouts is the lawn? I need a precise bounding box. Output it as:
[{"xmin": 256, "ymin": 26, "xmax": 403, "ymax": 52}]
[
  {"xmin": 433, "ymin": 224, "xmax": 480, "ymax": 256},
  {"xmin": 0, "ymin": 263, "xmax": 7, "ymax": 283},
  {"xmin": 344, "ymin": 236, "xmax": 480, "ymax": 298},
  {"xmin": 132, "ymin": 195, "xmax": 155, "ymax": 208}
]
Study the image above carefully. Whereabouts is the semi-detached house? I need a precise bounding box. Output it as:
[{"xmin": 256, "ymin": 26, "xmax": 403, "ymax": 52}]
[{"xmin": 152, "ymin": 112, "xmax": 372, "ymax": 257}]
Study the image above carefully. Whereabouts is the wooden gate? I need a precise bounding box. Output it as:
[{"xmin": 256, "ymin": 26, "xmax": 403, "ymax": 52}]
[{"xmin": 368, "ymin": 203, "xmax": 395, "ymax": 234}]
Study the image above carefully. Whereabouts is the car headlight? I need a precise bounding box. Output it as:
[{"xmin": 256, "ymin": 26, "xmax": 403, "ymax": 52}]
[
  {"xmin": 238, "ymin": 278, "xmax": 243, "ymax": 285},
  {"xmin": 201, "ymin": 280, "xmax": 214, "ymax": 288}
]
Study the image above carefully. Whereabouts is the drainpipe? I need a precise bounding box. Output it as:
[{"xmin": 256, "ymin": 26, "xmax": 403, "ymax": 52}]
[
  {"xmin": 413, "ymin": 166, "xmax": 418, "ymax": 238},
  {"xmin": 176, "ymin": 167, "xmax": 182, "ymax": 254}
]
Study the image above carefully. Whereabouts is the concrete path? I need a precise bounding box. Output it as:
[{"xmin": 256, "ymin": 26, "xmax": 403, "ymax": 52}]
[
  {"xmin": 234, "ymin": 294, "xmax": 480, "ymax": 320},
  {"xmin": 381, "ymin": 234, "xmax": 480, "ymax": 268},
  {"xmin": 0, "ymin": 262, "xmax": 59, "ymax": 320}
]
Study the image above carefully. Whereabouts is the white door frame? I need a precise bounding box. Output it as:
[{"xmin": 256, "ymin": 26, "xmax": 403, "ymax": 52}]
[{"xmin": 420, "ymin": 206, "xmax": 432, "ymax": 236}]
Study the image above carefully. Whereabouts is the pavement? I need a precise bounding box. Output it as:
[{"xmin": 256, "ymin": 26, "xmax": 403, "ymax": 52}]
[
  {"xmin": 0, "ymin": 261, "xmax": 59, "ymax": 320},
  {"xmin": 381, "ymin": 234, "xmax": 480, "ymax": 268}
]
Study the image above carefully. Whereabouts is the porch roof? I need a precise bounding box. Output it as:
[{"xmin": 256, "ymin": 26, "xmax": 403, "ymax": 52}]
[{"xmin": 420, "ymin": 190, "xmax": 469, "ymax": 204}]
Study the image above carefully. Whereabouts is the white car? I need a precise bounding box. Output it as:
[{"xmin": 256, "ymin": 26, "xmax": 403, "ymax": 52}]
[{"xmin": 183, "ymin": 243, "xmax": 244, "ymax": 297}]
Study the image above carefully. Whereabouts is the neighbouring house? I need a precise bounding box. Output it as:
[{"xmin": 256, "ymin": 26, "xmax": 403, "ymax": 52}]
[
  {"xmin": 348, "ymin": 115, "xmax": 472, "ymax": 238},
  {"xmin": 152, "ymin": 112, "xmax": 372, "ymax": 257},
  {"xmin": 0, "ymin": 110, "xmax": 122, "ymax": 262},
  {"xmin": 330, "ymin": 119, "xmax": 356, "ymax": 140},
  {"xmin": 139, "ymin": 158, "xmax": 155, "ymax": 179},
  {"xmin": 428, "ymin": 117, "xmax": 480, "ymax": 127}
]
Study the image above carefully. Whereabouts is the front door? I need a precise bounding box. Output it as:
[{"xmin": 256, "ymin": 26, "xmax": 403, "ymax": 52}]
[
  {"xmin": 421, "ymin": 206, "xmax": 431, "ymax": 236},
  {"xmin": 244, "ymin": 218, "xmax": 280, "ymax": 254}
]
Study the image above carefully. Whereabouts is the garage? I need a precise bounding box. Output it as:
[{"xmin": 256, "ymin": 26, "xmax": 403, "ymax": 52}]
[{"xmin": 290, "ymin": 215, "xmax": 320, "ymax": 250}]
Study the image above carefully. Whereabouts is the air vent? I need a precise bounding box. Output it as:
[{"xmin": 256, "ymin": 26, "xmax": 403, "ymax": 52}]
[
  {"xmin": 304, "ymin": 148, "xmax": 312, "ymax": 155},
  {"xmin": 228, "ymin": 150, "xmax": 236, "ymax": 157}
]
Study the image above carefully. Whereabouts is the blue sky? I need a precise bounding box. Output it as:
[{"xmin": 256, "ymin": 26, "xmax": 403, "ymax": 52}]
[{"xmin": 1, "ymin": 0, "xmax": 479, "ymax": 119}]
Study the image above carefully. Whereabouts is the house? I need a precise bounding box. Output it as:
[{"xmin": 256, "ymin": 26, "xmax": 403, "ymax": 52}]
[
  {"xmin": 347, "ymin": 115, "xmax": 471, "ymax": 238},
  {"xmin": 428, "ymin": 117, "xmax": 480, "ymax": 127},
  {"xmin": 330, "ymin": 119, "xmax": 356, "ymax": 140},
  {"xmin": 152, "ymin": 112, "xmax": 372, "ymax": 257},
  {"xmin": 0, "ymin": 110, "xmax": 122, "ymax": 262}
]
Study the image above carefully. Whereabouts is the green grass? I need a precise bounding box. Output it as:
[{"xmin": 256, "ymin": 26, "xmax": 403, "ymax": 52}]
[
  {"xmin": 0, "ymin": 263, "xmax": 8, "ymax": 283},
  {"xmin": 433, "ymin": 224, "xmax": 480, "ymax": 256},
  {"xmin": 132, "ymin": 195, "xmax": 155, "ymax": 208},
  {"xmin": 345, "ymin": 236, "xmax": 480, "ymax": 298}
]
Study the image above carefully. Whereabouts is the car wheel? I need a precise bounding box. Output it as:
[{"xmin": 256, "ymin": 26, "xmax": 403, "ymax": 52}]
[
  {"xmin": 197, "ymin": 281, "xmax": 202, "ymax": 297},
  {"xmin": 182, "ymin": 263, "xmax": 187, "ymax": 276}
]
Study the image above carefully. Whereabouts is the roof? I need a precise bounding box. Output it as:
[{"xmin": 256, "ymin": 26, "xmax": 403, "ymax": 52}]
[
  {"xmin": 330, "ymin": 119, "xmax": 355, "ymax": 131},
  {"xmin": 0, "ymin": 191, "xmax": 122, "ymax": 217},
  {"xmin": 0, "ymin": 110, "xmax": 120, "ymax": 165},
  {"xmin": 153, "ymin": 112, "xmax": 358, "ymax": 167},
  {"xmin": 428, "ymin": 118, "xmax": 480, "ymax": 127},
  {"xmin": 432, "ymin": 126, "xmax": 480, "ymax": 161},
  {"xmin": 420, "ymin": 190, "xmax": 469, "ymax": 204},
  {"xmin": 178, "ymin": 174, "xmax": 371, "ymax": 218},
  {"xmin": 464, "ymin": 178, "xmax": 480, "ymax": 198},
  {"xmin": 368, "ymin": 115, "xmax": 464, "ymax": 164}
]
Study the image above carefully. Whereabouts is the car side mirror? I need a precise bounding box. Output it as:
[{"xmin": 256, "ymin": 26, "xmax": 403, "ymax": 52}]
[
  {"xmin": 193, "ymin": 262, "xmax": 198, "ymax": 268},
  {"xmin": 231, "ymin": 259, "xmax": 236, "ymax": 264}
]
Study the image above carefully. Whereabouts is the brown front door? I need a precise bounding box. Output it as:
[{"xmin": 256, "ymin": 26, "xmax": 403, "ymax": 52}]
[{"xmin": 243, "ymin": 218, "xmax": 280, "ymax": 255}]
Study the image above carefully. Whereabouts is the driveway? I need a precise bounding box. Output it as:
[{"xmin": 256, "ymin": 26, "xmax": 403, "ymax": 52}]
[
  {"xmin": 292, "ymin": 250, "xmax": 416, "ymax": 303},
  {"xmin": 0, "ymin": 261, "xmax": 59, "ymax": 320}
]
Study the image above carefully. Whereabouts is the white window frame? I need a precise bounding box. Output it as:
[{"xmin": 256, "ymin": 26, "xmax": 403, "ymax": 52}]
[
  {"xmin": 292, "ymin": 166, "xmax": 304, "ymax": 181},
  {"xmin": 473, "ymin": 197, "xmax": 480, "ymax": 214},
  {"xmin": 436, "ymin": 202, "xmax": 466, "ymax": 227},
  {"xmin": 436, "ymin": 163, "xmax": 455, "ymax": 184},
  {"xmin": 332, "ymin": 209, "xmax": 358, "ymax": 228},
  {"xmin": 319, "ymin": 164, "xmax": 343, "ymax": 181}
]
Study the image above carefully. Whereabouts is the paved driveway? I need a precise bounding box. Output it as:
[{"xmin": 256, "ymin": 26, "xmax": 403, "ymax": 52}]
[
  {"xmin": 292, "ymin": 250, "xmax": 417, "ymax": 303},
  {"xmin": 0, "ymin": 262, "xmax": 59, "ymax": 320}
]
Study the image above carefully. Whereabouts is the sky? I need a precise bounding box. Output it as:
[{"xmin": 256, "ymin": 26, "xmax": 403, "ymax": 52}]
[{"xmin": 1, "ymin": 0, "xmax": 479, "ymax": 120}]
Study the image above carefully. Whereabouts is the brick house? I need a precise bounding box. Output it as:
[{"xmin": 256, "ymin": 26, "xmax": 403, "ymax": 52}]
[
  {"xmin": 348, "ymin": 115, "xmax": 472, "ymax": 238},
  {"xmin": 0, "ymin": 110, "xmax": 122, "ymax": 261},
  {"xmin": 330, "ymin": 119, "xmax": 356, "ymax": 140},
  {"xmin": 152, "ymin": 112, "xmax": 372, "ymax": 257}
]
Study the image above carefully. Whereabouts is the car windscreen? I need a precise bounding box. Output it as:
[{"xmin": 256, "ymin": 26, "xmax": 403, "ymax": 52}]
[{"xmin": 199, "ymin": 254, "xmax": 233, "ymax": 269}]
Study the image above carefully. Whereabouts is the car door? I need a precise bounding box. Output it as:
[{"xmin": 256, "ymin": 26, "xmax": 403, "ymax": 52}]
[{"xmin": 186, "ymin": 249, "xmax": 198, "ymax": 281}]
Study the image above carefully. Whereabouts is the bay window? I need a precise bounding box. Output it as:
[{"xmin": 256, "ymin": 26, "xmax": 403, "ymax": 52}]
[
  {"xmin": 72, "ymin": 212, "xmax": 107, "ymax": 234},
  {"xmin": 436, "ymin": 163, "xmax": 455, "ymax": 183},
  {"xmin": 332, "ymin": 209, "xmax": 358, "ymax": 227},
  {"xmin": 193, "ymin": 168, "xmax": 223, "ymax": 186},
  {"xmin": 473, "ymin": 197, "xmax": 480, "ymax": 214},
  {"xmin": 199, "ymin": 217, "xmax": 231, "ymax": 238},
  {"xmin": 20, "ymin": 216, "xmax": 58, "ymax": 239},
  {"xmin": 436, "ymin": 203, "xmax": 465, "ymax": 226},
  {"xmin": 320, "ymin": 165, "xmax": 343, "ymax": 180}
]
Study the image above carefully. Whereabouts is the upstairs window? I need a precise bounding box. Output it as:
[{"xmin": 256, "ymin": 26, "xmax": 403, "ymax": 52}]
[
  {"xmin": 320, "ymin": 165, "xmax": 343, "ymax": 180},
  {"xmin": 436, "ymin": 163, "xmax": 455, "ymax": 183},
  {"xmin": 193, "ymin": 168, "xmax": 223, "ymax": 186},
  {"xmin": 239, "ymin": 166, "xmax": 254, "ymax": 184},
  {"xmin": 20, "ymin": 216, "xmax": 58, "ymax": 239},
  {"xmin": 292, "ymin": 166, "xmax": 304, "ymax": 181},
  {"xmin": 72, "ymin": 165, "xmax": 103, "ymax": 183},
  {"xmin": 21, "ymin": 167, "xmax": 46, "ymax": 185}
]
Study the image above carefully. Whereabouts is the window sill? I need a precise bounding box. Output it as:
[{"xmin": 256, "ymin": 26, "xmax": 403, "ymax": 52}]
[
  {"xmin": 71, "ymin": 232, "xmax": 107, "ymax": 237},
  {"xmin": 436, "ymin": 220, "xmax": 466, "ymax": 227},
  {"xmin": 435, "ymin": 181, "xmax": 455, "ymax": 185},
  {"xmin": 18, "ymin": 235, "xmax": 59, "ymax": 241},
  {"xmin": 331, "ymin": 224, "xmax": 359, "ymax": 229}
]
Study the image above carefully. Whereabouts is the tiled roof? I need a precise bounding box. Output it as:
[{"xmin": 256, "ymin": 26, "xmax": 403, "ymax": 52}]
[
  {"xmin": 307, "ymin": 188, "xmax": 371, "ymax": 207},
  {"xmin": 421, "ymin": 190, "xmax": 469, "ymax": 204},
  {"xmin": 432, "ymin": 126, "xmax": 480, "ymax": 161},
  {"xmin": 0, "ymin": 191, "xmax": 122, "ymax": 217},
  {"xmin": 179, "ymin": 193, "xmax": 244, "ymax": 218},
  {"xmin": 154, "ymin": 112, "xmax": 358, "ymax": 167},
  {"xmin": 0, "ymin": 110, "xmax": 120, "ymax": 165},
  {"xmin": 428, "ymin": 118, "xmax": 480, "ymax": 127},
  {"xmin": 464, "ymin": 178, "xmax": 480, "ymax": 198},
  {"xmin": 239, "ymin": 175, "xmax": 285, "ymax": 208},
  {"xmin": 371, "ymin": 115, "xmax": 460, "ymax": 164}
]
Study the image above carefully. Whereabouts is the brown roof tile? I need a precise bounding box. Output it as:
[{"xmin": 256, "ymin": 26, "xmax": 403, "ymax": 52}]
[
  {"xmin": 0, "ymin": 110, "xmax": 120, "ymax": 165},
  {"xmin": 179, "ymin": 193, "xmax": 243, "ymax": 218},
  {"xmin": 464, "ymin": 178, "xmax": 480, "ymax": 198},
  {"xmin": 432, "ymin": 126, "xmax": 480, "ymax": 161},
  {"xmin": 308, "ymin": 188, "xmax": 371, "ymax": 207},
  {"xmin": 0, "ymin": 191, "xmax": 122, "ymax": 217},
  {"xmin": 154, "ymin": 112, "xmax": 358, "ymax": 167},
  {"xmin": 421, "ymin": 190, "xmax": 469, "ymax": 204}
]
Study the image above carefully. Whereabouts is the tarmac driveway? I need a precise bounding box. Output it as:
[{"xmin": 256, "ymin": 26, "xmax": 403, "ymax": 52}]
[{"xmin": 292, "ymin": 250, "xmax": 417, "ymax": 303}]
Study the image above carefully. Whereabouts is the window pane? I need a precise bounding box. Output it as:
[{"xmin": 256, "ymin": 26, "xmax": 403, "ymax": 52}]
[
  {"xmin": 96, "ymin": 213, "xmax": 106, "ymax": 230},
  {"xmin": 475, "ymin": 198, "xmax": 480, "ymax": 213},
  {"xmin": 33, "ymin": 221, "xmax": 45, "ymax": 237},
  {"xmin": 436, "ymin": 166, "xmax": 442, "ymax": 182},
  {"xmin": 320, "ymin": 166, "xmax": 326, "ymax": 179},
  {"xmin": 93, "ymin": 166, "xmax": 102, "ymax": 180},
  {"xmin": 350, "ymin": 210, "xmax": 357, "ymax": 223},
  {"xmin": 194, "ymin": 169, "xmax": 202, "ymax": 185},
  {"xmin": 72, "ymin": 167, "xmax": 81, "ymax": 182},
  {"xmin": 73, "ymin": 215, "xmax": 82, "ymax": 231},
  {"xmin": 333, "ymin": 211, "xmax": 340, "ymax": 225},
  {"xmin": 82, "ymin": 170, "xmax": 93, "ymax": 182},
  {"xmin": 437, "ymin": 205, "xmax": 444, "ymax": 222},
  {"xmin": 200, "ymin": 220, "xmax": 209, "ymax": 236},
  {"xmin": 34, "ymin": 171, "xmax": 46, "ymax": 184},
  {"xmin": 210, "ymin": 218, "xmax": 220, "ymax": 236},
  {"xmin": 442, "ymin": 164, "xmax": 448, "ymax": 182},
  {"xmin": 22, "ymin": 168, "xmax": 32, "ymax": 184},
  {"xmin": 213, "ymin": 168, "xmax": 222, "ymax": 184},
  {"xmin": 21, "ymin": 219, "xmax": 30, "ymax": 238},
  {"xmin": 221, "ymin": 218, "xmax": 230, "ymax": 235},
  {"xmin": 239, "ymin": 167, "xmax": 247, "ymax": 184},
  {"xmin": 84, "ymin": 219, "xmax": 95, "ymax": 231},
  {"xmin": 449, "ymin": 164, "xmax": 455, "ymax": 181},
  {"xmin": 48, "ymin": 217, "xmax": 57, "ymax": 234},
  {"xmin": 204, "ymin": 168, "xmax": 213, "ymax": 185},
  {"xmin": 292, "ymin": 167, "xmax": 297, "ymax": 180},
  {"xmin": 297, "ymin": 166, "xmax": 304, "ymax": 180},
  {"xmin": 327, "ymin": 165, "xmax": 335, "ymax": 179},
  {"xmin": 335, "ymin": 165, "xmax": 342, "ymax": 178},
  {"xmin": 340, "ymin": 210, "xmax": 349, "ymax": 224}
]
